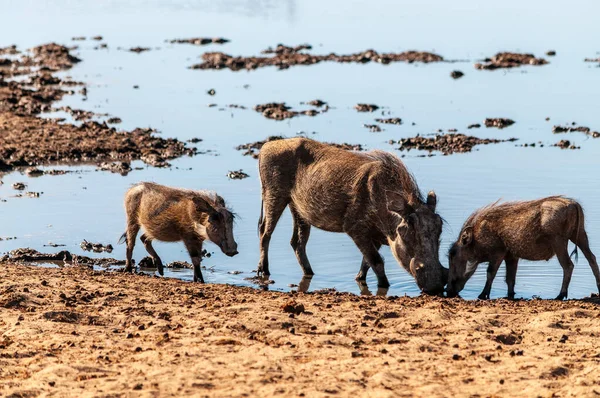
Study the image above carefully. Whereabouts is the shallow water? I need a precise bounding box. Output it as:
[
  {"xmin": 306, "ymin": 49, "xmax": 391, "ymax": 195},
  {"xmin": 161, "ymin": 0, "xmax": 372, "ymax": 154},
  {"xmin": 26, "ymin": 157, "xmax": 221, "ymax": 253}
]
[{"xmin": 2, "ymin": 0, "xmax": 600, "ymax": 299}]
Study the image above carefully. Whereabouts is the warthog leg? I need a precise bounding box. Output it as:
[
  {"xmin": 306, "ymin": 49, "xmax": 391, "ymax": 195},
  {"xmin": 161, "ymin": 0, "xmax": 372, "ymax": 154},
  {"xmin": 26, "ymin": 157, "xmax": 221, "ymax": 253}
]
[
  {"xmin": 553, "ymin": 238, "xmax": 574, "ymax": 300},
  {"xmin": 505, "ymin": 254, "xmax": 519, "ymax": 300},
  {"xmin": 184, "ymin": 238, "xmax": 204, "ymax": 283},
  {"xmin": 478, "ymin": 255, "xmax": 504, "ymax": 300},
  {"xmin": 572, "ymin": 229, "xmax": 600, "ymax": 294},
  {"xmin": 289, "ymin": 205, "xmax": 314, "ymax": 276},
  {"xmin": 356, "ymin": 243, "xmax": 381, "ymax": 282},
  {"xmin": 258, "ymin": 197, "xmax": 288, "ymax": 276},
  {"xmin": 351, "ymin": 235, "xmax": 389, "ymax": 288},
  {"xmin": 125, "ymin": 222, "xmax": 140, "ymax": 273},
  {"xmin": 140, "ymin": 234, "xmax": 164, "ymax": 276}
]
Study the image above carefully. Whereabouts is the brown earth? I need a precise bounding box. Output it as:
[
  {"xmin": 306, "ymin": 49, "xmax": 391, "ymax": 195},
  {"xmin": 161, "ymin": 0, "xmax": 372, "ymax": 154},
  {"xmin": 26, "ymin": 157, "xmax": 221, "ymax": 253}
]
[
  {"xmin": 553, "ymin": 125, "xmax": 600, "ymax": 138},
  {"xmin": 2, "ymin": 264, "xmax": 600, "ymax": 397},
  {"xmin": 475, "ymin": 52, "xmax": 548, "ymax": 70},
  {"xmin": 190, "ymin": 46, "xmax": 444, "ymax": 71},
  {"xmin": 0, "ymin": 43, "xmax": 198, "ymax": 172},
  {"xmin": 390, "ymin": 134, "xmax": 518, "ymax": 155}
]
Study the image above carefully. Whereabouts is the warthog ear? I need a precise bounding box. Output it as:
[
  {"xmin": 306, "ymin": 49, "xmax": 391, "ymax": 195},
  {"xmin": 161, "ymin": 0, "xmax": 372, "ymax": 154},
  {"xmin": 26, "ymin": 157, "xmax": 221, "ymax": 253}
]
[
  {"xmin": 460, "ymin": 227, "xmax": 473, "ymax": 246},
  {"xmin": 386, "ymin": 191, "xmax": 411, "ymax": 215},
  {"xmin": 426, "ymin": 191, "xmax": 437, "ymax": 211},
  {"xmin": 192, "ymin": 197, "xmax": 217, "ymax": 215}
]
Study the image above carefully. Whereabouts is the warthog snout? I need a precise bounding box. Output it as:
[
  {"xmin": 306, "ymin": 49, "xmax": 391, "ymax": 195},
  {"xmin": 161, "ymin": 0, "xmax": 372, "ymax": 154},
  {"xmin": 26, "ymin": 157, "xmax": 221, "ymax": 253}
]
[
  {"xmin": 219, "ymin": 241, "xmax": 238, "ymax": 257},
  {"xmin": 410, "ymin": 258, "xmax": 448, "ymax": 295}
]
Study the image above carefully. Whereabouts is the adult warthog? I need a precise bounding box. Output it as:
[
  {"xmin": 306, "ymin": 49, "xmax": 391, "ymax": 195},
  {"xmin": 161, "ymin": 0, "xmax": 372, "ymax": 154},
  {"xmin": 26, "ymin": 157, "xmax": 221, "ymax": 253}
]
[
  {"xmin": 257, "ymin": 137, "xmax": 448, "ymax": 294},
  {"xmin": 446, "ymin": 196, "xmax": 600, "ymax": 300}
]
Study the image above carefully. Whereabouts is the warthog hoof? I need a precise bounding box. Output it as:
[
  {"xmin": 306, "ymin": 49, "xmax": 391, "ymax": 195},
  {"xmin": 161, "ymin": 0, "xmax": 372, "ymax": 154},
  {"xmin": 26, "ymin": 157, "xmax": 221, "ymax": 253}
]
[
  {"xmin": 478, "ymin": 292, "xmax": 490, "ymax": 300},
  {"xmin": 555, "ymin": 292, "xmax": 567, "ymax": 300}
]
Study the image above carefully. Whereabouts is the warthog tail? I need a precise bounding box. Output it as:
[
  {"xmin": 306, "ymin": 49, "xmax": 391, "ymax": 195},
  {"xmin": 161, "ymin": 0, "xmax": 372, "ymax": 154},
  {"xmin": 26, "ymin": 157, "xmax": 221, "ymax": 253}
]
[
  {"xmin": 118, "ymin": 232, "xmax": 127, "ymax": 245},
  {"xmin": 569, "ymin": 202, "xmax": 584, "ymax": 263},
  {"xmin": 257, "ymin": 200, "xmax": 264, "ymax": 237}
]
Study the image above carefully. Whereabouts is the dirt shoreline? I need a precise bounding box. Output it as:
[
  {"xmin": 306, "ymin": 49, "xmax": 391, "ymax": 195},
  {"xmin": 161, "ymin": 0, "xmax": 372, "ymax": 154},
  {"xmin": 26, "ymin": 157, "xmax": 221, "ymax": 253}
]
[{"xmin": 1, "ymin": 264, "xmax": 600, "ymax": 397}]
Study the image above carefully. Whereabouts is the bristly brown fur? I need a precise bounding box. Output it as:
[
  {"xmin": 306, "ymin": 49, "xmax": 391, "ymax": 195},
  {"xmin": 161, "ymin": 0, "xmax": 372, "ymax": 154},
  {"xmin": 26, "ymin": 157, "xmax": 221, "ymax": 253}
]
[
  {"xmin": 448, "ymin": 196, "xmax": 600, "ymax": 300},
  {"xmin": 120, "ymin": 182, "xmax": 238, "ymax": 283},
  {"xmin": 256, "ymin": 137, "xmax": 446, "ymax": 294}
]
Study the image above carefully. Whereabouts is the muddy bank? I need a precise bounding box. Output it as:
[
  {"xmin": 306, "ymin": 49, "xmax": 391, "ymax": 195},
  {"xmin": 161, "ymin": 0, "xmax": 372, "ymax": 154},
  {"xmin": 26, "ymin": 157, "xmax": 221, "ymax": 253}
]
[
  {"xmin": 390, "ymin": 133, "xmax": 518, "ymax": 155},
  {"xmin": 253, "ymin": 102, "xmax": 327, "ymax": 121},
  {"xmin": 236, "ymin": 136, "xmax": 364, "ymax": 159},
  {"xmin": 553, "ymin": 125, "xmax": 600, "ymax": 138},
  {"xmin": 484, "ymin": 118, "xmax": 515, "ymax": 129},
  {"xmin": 0, "ymin": 248, "xmax": 125, "ymax": 267},
  {"xmin": 1, "ymin": 264, "xmax": 600, "ymax": 397},
  {"xmin": 168, "ymin": 37, "xmax": 229, "ymax": 46},
  {"xmin": 475, "ymin": 52, "xmax": 548, "ymax": 70},
  {"xmin": 0, "ymin": 43, "xmax": 199, "ymax": 172},
  {"xmin": 190, "ymin": 46, "xmax": 444, "ymax": 71}
]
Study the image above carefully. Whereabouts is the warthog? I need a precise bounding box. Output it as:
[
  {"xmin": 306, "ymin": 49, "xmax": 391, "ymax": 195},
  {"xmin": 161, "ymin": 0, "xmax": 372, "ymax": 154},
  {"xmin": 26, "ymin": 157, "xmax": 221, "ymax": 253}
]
[
  {"xmin": 257, "ymin": 137, "xmax": 448, "ymax": 294},
  {"xmin": 119, "ymin": 182, "xmax": 238, "ymax": 282},
  {"xmin": 447, "ymin": 196, "xmax": 600, "ymax": 300}
]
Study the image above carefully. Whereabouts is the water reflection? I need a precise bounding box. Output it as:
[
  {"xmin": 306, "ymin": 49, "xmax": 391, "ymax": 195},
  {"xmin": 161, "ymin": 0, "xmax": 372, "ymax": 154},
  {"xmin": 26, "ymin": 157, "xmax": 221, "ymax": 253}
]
[{"xmin": 357, "ymin": 281, "xmax": 389, "ymax": 297}]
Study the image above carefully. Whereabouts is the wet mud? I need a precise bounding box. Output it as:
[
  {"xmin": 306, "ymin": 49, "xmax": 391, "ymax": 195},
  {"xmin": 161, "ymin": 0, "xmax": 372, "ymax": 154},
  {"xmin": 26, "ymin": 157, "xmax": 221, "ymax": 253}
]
[
  {"xmin": 363, "ymin": 124, "xmax": 382, "ymax": 132},
  {"xmin": 354, "ymin": 103, "xmax": 379, "ymax": 112},
  {"xmin": 190, "ymin": 46, "xmax": 444, "ymax": 71},
  {"xmin": 226, "ymin": 170, "xmax": 249, "ymax": 180},
  {"xmin": 390, "ymin": 133, "xmax": 518, "ymax": 155},
  {"xmin": 554, "ymin": 140, "xmax": 580, "ymax": 150},
  {"xmin": 168, "ymin": 37, "xmax": 229, "ymax": 46},
  {"xmin": 484, "ymin": 118, "xmax": 516, "ymax": 129},
  {"xmin": 475, "ymin": 52, "xmax": 548, "ymax": 70},
  {"xmin": 253, "ymin": 102, "xmax": 326, "ymax": 121},
  {"xmin": 0, "ymin": 43, "xmax": 199, "ymax": 172},
  {"xmin": 80, "ymin": 240, "xmax": 114, "ymax": 254},
  {"xmin": 553, "ymin": 125, "xmax": 600, "ymax": 138},
  {"xmin": 375, "ymin": 117, "xmax": 402, "ymax": 125},
  {"xmin": 0, "ymin": 248, "xmax": 125, "ymax": 267}
]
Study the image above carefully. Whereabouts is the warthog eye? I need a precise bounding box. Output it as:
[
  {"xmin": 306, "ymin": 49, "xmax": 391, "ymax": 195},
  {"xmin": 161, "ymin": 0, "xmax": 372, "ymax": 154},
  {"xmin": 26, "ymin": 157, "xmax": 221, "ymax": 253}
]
[{"xmin": 209, "ymin": 212, "xmax": 220, "ymax": 222}]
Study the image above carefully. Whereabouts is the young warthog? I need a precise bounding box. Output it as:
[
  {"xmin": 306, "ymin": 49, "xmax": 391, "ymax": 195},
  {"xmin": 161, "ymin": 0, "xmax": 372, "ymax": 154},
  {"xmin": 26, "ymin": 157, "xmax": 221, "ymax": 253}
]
[
  {"xmin": 119, "ymin": 182, "xmax": 238, "ymax": 282},
  {"xmin": 447, "ymin": 196, "xmax": 600, "ymax": 300},
  {"xmin": 257, "ymin": 137, "xmax": 448, "ymax": 294}
]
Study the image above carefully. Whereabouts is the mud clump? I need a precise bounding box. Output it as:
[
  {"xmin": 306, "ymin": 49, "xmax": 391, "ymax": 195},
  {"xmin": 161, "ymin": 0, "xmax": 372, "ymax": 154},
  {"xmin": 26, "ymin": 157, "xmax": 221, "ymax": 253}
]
[
  {"xmin": 484, "ymin": 118, "xmax": 515, "ymax": 129},
  {"xmin": 450, "ymin": 70, "xmax": 464, "ymax": 79},
  {"xmin": 375, "ymin": 118, "xmax": 402, "ymax": 125},
  {"xmin": 475, "ymin": 52, "xmax": 548, "ymax": 70},
  {"xmin": 495, "ymin": 333, "xmax": 522, "ymax": 345},
  {"xmin": 468, "ymin": 123, "xmax": 481, "ymax": 129},
  {"xmin": 129, "ymin": 47, "xmax": 151, "ymax": 53},
  {"xmin": 80, "ymin": 240, "xmax": 114, "ymax": 254},
  {"xmin": 106, "ymin": 117, "xmax": 122, "ymax": 124},
  {"xmin": 253, "ymin": 102, "xmax": 326, "ymax": 121},
  {"xmin": 97, "ymin": 162, "xmax": 132, "ymax": 175},
  {"xmin": 584, "ymin": 57, "xmax": 600, "ymax": 63},
  {"xmin": 391, "ymin": 133, "xmax": 517, "ymax": 155},
  {"xmin": 0, "ymin": 248, "xmax": 125, "ymax": 267},
  {"xmin": 554, "ymin": 140, "xmax": 580, "ymax": 150},
  {"xmin": 227, "ymin": 170, "xmax": 249, "ymax": 180},
  {"xmin": 12, "ymin": 182, "xmax": 26, "ymax": 190},
  {"xmin": 281, "ymin": 300, "xmax": 306, "ymax": 315},
  {"xmin": 191, "ymin": 47, "xmax": 444, "ymax": 71},
  {"xmin": 364, "ymin": 124, "xmax": 382, "ymax": 132},
  {"xmin": 553, "ymin": 125, "xmax": 600, "ymax": 138},
  {"xmin": 546, "ymin": 50, "xmax": 556, "ymax": 56},
  {"xmin": 262, "ymin": 44, "xmax": 312, "ymax": 55},
  {"xmin": 304, "ymin": 99, "xmax": 327, "ymax": 107},
  {"xmin": 166, "ymin": 261, "xmax": 192, "ymax": 269},
  {"xmin": 355, "ymin": 104, "xmax": 379, "ymax": 112},
  {"xmin": 237, "ymin": 137, "xmax": 364, "ymax": 159},
  {"xmin": 169, "ymin": 37, "xmax": 229, "ymax": 46}
]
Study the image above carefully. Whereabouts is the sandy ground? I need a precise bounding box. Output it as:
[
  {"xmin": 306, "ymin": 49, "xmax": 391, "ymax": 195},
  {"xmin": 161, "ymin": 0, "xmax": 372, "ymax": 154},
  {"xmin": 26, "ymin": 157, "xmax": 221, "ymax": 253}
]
[{"xmin": 1, "ymin": 265, "xmax": 600, "ymax": 397}]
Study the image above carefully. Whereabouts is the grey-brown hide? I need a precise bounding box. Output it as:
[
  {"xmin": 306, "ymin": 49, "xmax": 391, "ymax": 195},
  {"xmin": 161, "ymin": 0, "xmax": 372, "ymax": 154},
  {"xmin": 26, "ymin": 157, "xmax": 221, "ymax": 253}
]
[
  {"xmin": 120, "ymin": 182, "xmax": 238, "ymax": 282},
  {"xmin": 257, "ymin": 137, "xmax": 447, "ymax": 294},
  {"xmin": 447, "ymin": 196, "xmax": 600, "ymax": 300}
]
